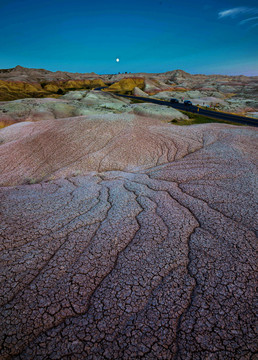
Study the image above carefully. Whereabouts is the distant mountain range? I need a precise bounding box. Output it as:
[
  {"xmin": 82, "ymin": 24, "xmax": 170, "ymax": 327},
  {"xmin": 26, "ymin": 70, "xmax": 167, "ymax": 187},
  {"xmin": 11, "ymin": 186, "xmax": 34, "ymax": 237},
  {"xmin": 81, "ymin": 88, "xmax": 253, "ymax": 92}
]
[{"xmin": 1, "ymin": 65, "xmax": 257, "ymax": 83}]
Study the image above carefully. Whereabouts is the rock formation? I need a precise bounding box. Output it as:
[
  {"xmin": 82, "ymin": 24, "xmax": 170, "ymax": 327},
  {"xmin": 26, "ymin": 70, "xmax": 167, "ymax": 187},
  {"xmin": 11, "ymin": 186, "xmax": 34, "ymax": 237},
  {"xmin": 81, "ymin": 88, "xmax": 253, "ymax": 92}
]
[
  {"xmin": 1, "ymin": 66, "xmax": 257, "ymax": 115},
  {"xmin": 0, "ymin": 115, "xmax": 257, "ymax": 358},
  {"xmin": 143, "ymin": 78, "xmax": 174, "ymax": 94},
  {"xmin": 0, "ymin": 90, "xmax": 189, "ymax": 130},
  {"xmin": 0, "ymin": 91, "xmax": 133, "ymax": 128},
  {"xmin": 0, "ymin": 66, "xmax": 257, "ymax": 359},
  {"xmin": 106, "ymin": 78, "xmax": 145, "ymax": 93},
  {"xmin": 0, "ymin": 78, "xmax": 108, "ymax": 102},
  {"xmin": 0, "ymin": 80, "xmax": 47, "ymax": 101},
  {"xmin": 132, "ymin": 87, "xmax": 149, "ymax": 97},
  {"xmin": 132, "ymin": 103, "xmax": 188, "ymax": 121},
  {"xmin": 152, "ymin": 89, "xmax": 258, "ymax": 114}
]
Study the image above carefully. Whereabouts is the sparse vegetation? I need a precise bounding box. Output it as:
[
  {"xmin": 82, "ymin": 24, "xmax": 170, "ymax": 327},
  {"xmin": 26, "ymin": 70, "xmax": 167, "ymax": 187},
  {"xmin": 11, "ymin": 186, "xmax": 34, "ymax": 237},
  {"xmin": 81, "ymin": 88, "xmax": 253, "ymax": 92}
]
[
  {"xmin": 171, "ymin": 111, "xmax": 245, "ymax": 126},
  {"xmin": 23, "ymin": 177, "xmax": 39, "ymax": 185},
  {"xmin": 57, "ymin": 88, "xmax": 65, "ymax": 95},
  {"xmin": 129, "ymin": 98, "xmax": 145, "ymax": 104}
]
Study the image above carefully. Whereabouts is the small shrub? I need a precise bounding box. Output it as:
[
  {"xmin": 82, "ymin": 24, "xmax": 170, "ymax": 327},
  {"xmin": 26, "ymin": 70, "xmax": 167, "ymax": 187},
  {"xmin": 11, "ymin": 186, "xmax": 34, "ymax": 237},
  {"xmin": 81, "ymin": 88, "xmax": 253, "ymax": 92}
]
[
  {"xmin": 172, "ymin": 111, "xmax": 245, "ymax": 126},
  {"xmin": 23, "ymin": 177, "xmax": 38, "ymax": 185},
  {"xmin": 57, "ymin": 88, "xmax": 65, "ymax": 95},
  {"xmin": 129, "ymin": 98, "xmax": 145, "ymax": 104}
]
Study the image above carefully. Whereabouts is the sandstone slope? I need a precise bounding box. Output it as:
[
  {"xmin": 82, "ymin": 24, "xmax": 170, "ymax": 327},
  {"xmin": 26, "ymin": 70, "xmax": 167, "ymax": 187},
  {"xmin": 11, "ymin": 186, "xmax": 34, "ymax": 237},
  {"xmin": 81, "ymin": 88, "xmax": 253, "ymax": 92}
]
[
  {"xmin": 0, "ymin": 78, "xmax": 107, "ymax": 102},
  {"xmin": 0, "ymin": 90, "xmax": 186, "ymax": 129},
  {"xmin": 1, "ymin": 66, "xmax": 257, "ymax": 116},
  {"xmin": 0, "ymin": 110, "xmax": 257, "ymax": 359},
  {"xmin": 0, "ymin": 110, "xmax": 189, "ymax": 186}
]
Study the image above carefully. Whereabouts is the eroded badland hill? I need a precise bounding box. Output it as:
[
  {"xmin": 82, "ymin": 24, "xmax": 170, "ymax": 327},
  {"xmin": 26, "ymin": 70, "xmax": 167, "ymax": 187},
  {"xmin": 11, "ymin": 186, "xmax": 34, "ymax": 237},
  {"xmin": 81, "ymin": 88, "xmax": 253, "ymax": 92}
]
[{"xmin": 0, "ymin": 66, "xmax": 257, "ymax": 359}]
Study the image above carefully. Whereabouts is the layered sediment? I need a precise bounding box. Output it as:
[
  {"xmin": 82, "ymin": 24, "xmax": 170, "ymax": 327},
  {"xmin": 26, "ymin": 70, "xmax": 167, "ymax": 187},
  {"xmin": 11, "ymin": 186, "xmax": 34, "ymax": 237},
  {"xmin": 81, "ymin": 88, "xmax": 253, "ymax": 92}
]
[
  {"xmin": 1, "ymin": 66, "xmax": 257, "ymax": 116},
  {"xmin": 0, "ymin": 78, "xmax": 107, "ymax": 101},
  {"xmin": 0, "ymin": 66, "xmax": 257, "ymax": 359}
]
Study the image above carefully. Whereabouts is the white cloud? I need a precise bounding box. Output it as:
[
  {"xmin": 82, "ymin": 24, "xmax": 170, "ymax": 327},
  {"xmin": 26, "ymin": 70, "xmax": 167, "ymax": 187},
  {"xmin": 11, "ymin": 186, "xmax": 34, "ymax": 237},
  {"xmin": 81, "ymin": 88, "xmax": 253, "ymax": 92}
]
[
  {"xmin": 218, "ymin": 7, "xmax": 258, "ymax": 19},
  {"xmin": 239, "ymin": 16, "xmax": 258, "ymax": 25}
]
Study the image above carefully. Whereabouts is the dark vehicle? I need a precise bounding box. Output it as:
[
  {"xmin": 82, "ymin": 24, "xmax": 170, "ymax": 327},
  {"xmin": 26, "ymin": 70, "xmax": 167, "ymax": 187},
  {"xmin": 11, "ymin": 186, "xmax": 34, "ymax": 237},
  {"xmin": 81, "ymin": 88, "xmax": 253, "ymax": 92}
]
[
  {"xmin": 183, "ymin": 100, "xmax": 193, "ymax": 106},
  {"xmin": 170, "ymin": 98, "xmax": 179, "ymax": 103}
]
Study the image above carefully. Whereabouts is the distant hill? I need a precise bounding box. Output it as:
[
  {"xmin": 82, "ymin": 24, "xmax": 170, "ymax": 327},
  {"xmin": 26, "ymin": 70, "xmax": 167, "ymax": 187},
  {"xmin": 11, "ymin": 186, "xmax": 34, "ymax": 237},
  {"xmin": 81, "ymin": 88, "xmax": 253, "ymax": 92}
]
[
  {"xmin": 0, "ymin": 65, "xmax": 99, "ymax": 82},
  {"xmin": 1, "ymin": 65, "xmax": 257, "ymax": 83},
  {"xmin": 0, "ymin": 65, "xmax": 257, "ymax": 102}
]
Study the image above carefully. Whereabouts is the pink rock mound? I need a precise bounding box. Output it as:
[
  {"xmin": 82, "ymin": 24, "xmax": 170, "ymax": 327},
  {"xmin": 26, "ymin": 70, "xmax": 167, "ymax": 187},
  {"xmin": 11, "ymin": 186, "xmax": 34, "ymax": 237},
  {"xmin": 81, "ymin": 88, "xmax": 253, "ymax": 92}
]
[
  {"xmin": 0, "ymin": 113, "xmax": 257, "ymax": 359},
  {"xmin": 0, "ymin": 114, "xmax": 198, "ymax": 186}
]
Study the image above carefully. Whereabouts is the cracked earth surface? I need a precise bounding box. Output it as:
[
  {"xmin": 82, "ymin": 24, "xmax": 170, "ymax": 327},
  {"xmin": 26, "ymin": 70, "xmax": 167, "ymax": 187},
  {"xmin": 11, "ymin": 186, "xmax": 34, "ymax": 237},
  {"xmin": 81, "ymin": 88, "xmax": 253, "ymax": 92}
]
[{"xmin": 0, "ymin": 119, "xmax": 257, "ymax": 359}]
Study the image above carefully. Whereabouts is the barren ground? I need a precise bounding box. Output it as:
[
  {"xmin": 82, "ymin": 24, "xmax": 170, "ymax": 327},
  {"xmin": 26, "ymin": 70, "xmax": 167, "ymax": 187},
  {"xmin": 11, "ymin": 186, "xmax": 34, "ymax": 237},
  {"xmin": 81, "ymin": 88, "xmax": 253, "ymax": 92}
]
[{"xmin": 0, "ymin": 111, "xmax": 257, "ymax": 359}]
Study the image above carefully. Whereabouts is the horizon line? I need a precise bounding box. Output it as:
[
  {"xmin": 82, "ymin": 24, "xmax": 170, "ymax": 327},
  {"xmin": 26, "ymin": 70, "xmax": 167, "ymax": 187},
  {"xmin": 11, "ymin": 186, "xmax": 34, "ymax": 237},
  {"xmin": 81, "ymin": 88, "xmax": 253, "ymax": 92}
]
[{"xmin": 0, "ymin": 64, "xmax": 257, "ymax": 78}]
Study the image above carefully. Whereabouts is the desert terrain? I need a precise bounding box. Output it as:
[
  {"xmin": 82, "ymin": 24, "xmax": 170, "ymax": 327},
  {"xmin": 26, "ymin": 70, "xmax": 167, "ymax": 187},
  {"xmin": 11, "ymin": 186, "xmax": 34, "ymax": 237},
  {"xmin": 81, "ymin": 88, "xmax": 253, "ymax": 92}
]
[
  {"xmin": 0, "ymin": 65, "xmax": 258, "ymax": 117},
  {"xmin": 0, "ymin": 67, "xmax": 257, "ymax": 359}
]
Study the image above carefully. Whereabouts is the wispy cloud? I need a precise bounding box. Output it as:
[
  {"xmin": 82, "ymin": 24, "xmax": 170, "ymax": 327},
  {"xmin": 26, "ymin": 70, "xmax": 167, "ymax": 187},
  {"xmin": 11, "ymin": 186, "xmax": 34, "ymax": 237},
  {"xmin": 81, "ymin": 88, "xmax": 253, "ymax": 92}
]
[
  {"xmin": 218, "ymin": 7, "xmax": 258, "ymax": 19},
  {"xmin": 239, "ymin": 16, "xmax": 258, "ymax": 25}
]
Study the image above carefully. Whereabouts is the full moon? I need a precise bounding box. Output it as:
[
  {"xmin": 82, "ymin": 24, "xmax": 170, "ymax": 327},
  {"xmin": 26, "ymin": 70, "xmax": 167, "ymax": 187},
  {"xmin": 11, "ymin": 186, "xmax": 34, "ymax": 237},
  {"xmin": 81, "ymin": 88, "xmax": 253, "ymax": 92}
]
[{"xmin": 116, "ymin": 58, "xmax": 120, "ymax": 62}]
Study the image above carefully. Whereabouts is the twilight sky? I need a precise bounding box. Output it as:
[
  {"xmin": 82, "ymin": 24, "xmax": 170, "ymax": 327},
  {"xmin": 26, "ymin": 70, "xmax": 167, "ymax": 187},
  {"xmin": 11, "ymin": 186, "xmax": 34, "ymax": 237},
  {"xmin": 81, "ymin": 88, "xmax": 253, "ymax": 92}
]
[{"xmin": 0, "ymin": 0, "xmax": 257, "ymax": 75}]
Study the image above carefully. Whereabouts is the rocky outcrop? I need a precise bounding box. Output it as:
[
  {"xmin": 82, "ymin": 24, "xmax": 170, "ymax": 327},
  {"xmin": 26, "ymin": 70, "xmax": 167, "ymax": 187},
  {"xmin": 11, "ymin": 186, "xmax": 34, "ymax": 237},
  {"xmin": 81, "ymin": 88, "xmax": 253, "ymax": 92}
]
[
  {"xmin": 0, "ymin": 80, "xmax": 47, "ymax": 101},
  {"xmin": 143, "ymin": 78, "xmax": 162, "ymax": 93},
  {"xmin": 0, "ymin": 79, "xmax": 107, "ymax": 101},
  {"xmin": 0, "ymin": 89, "xmax": 192, "ymax": 129},
  {"xmin": 153, "ymin": 89, "xmax": 225, "ymax": 101},
  {"xmin": 42, "ymin": 83, "xmax": 61, "ymax": 93},
  {"xmin": 106, "ymin": 78, "xmax": 145, "ymax": 93},
  {"xmin": 143, "ymin": 78, "xmax": 174, "ymax": 94},
  {"xmin": 0, "ymin": 91, "xmax": 134, "ymax": 127},
  {"xmin": 132, "ymin": 86, "xmax": 149, "ymax": 97},
  {"xmin": 90, "ymin": 78, "xmax": 106, "ymax": 88},
  {"xmin": 151, "ymin": 90, "xmax": 257, "ymax": 113},
  {"xmin": 247, "ymin": 112, "xmax": 258, "ymax": 119},
  {"xmin": 0, "ymin": 98, "xmax": 78, "ymax": 126},
  {"xmin": 132, "ymin": 103, "xmax": 188, "ymax": 121},
  {"xmin": 42, "ymin": 79, "xmax": 106, "ymax": 92}
]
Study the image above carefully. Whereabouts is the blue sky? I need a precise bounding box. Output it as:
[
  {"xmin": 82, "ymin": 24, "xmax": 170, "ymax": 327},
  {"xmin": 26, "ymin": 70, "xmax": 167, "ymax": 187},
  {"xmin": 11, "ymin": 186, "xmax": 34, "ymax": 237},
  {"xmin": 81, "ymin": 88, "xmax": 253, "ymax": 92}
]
[{"xmin": 0, "ymin": 0, "xmax": 257, "ymax": 75}]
